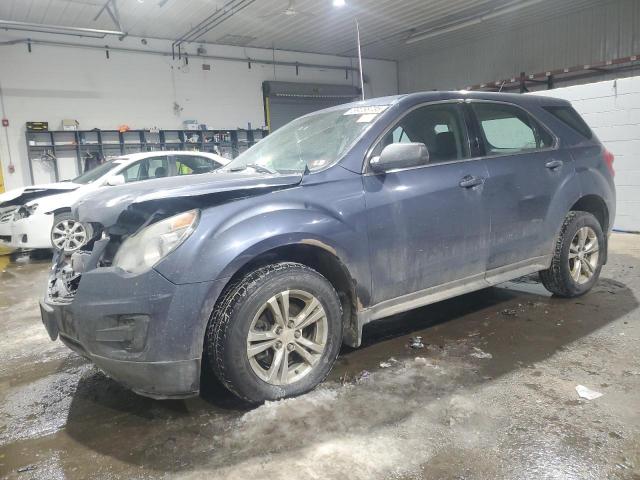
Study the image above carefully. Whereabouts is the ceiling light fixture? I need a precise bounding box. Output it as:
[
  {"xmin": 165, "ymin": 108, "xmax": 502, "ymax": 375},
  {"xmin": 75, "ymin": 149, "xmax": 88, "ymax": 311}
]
[
  {"xmin": 333, "ymin": 0, "xmax": 346, "ymax": 7},
  {"xmin": 406, "ymin": 0, "xmax": 547, "ymax": 44}
]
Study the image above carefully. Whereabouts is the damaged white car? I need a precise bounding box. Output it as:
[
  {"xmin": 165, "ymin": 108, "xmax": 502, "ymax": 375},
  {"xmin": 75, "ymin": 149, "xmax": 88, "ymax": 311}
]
[{"xmin": 0, "ymin": 151, "xmax": 229, "ymax": 252}]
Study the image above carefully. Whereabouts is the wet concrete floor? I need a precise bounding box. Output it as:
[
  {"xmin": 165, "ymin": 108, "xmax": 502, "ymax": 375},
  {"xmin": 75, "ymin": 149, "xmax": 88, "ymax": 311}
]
[{"xmin": 0, "ymin": 233, "xmax": 639, "ymax": 479}]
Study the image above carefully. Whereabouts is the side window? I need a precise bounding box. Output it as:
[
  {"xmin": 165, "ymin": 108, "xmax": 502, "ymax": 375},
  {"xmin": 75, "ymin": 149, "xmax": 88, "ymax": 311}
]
[
  {"xmin": 147, "ymin": 156, "xmax": 169, "ymax": 179},
  {"xmin": 120, "ymin": 156, "xmax": 169, "ymax": 183},
  {"xmin": 471, "ymin": 103, "xmax": 553, "ymax": 155},
  {"xmin": 175, "ymin": 155, "xmax": 220, "ymax": 176},
  {"xmin": 372, "ymin": 103, "xmax": 469, "ymax": 164},
  {"xmin": 121, "ymin": 161, "xmax": 142, "ymax": 183},
  {"xmin": 543, "ymin": 106, "xmax": 592, "ymax": 139},
  {"xmin": 391, "ymin": 127, "xmax": 411, "ymax": 144}
]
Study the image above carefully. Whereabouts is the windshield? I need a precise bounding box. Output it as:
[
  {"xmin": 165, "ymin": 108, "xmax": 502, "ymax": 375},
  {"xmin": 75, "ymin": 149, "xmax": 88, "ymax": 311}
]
[
  {"xmin": 72, "ymin": 159, "xmax": 123, "ymax": 184},
  {"xmin": 226, "ymin": 106, "xmax": 382, "ymax": 174}
]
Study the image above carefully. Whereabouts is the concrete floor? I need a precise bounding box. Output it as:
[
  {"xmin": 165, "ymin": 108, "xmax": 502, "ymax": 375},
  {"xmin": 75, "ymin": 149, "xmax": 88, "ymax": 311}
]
[{"xmin": 0, "ymin": 233, "xmax": 639, "ymax": 480}]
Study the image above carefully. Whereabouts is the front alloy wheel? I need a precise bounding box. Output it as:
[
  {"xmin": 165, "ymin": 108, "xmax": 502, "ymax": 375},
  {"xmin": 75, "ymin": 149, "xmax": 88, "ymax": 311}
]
[
  {"xmin": 51, "ymin": 213, "xmax": 89, "ymax": 252},
  {"xmin": 205, "ymin": 262, "xmax": 342, "ymax": 403},
  {"xmin": 247, "ymin": 290, "xmax": 328, "ymax": 386}
]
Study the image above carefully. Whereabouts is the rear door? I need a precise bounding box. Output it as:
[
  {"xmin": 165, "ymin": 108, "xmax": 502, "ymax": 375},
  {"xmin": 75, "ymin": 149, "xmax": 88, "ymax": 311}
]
[
  {"xmin": 467, "ymin": 101, "xmax": 573, "ymax": 275},
  {"xmin": 173, "ymin": 154, "xmax": 224, "ymax": 176},
  {"xmin": 363, "ymin": 101, "xmax": 491, "ymax": 304}
]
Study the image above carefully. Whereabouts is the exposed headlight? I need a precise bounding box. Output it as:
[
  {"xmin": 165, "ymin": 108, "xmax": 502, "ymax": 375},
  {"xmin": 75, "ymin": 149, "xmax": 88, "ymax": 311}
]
[
  {"xmin": 14, "ymin": 203, "xmax": 38, "ymax": 220},
  {"xmin": 113, "ymin": 209, "xmax": 199, "ymax": 274}
]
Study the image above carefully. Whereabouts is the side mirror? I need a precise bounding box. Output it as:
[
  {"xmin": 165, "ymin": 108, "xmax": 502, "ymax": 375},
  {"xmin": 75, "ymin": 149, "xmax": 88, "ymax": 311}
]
[
  {"xmin": 106, "ymin": 174, "xmax": 125, "ymax": 186},
  {"xmin": 370, "ymin": 142, "xmax": 429, "ymax": 173}
]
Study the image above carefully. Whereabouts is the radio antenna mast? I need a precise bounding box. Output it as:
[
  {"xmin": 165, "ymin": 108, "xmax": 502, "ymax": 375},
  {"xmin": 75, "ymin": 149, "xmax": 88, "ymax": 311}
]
[{"xmin": 356, "ymin": 18, "xmax": 364, "ymax": 100}]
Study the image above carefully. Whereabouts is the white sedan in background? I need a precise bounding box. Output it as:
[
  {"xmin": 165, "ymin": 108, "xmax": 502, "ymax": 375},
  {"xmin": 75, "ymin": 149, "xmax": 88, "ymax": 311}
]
[{"xmin": 0, "ymin": 151, "xmax": 229, "ymax": 252}]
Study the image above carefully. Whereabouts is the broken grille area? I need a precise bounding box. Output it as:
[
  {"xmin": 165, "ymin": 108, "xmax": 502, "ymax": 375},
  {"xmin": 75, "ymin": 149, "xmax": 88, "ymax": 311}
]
[{"xmin": 47, "ymin": 224, "xmax": 109, "ymax": 302}]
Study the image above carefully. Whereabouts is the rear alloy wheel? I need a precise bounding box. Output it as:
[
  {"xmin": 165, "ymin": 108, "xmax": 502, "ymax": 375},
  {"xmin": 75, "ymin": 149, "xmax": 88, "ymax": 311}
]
[
  {"xmin": 205, "ymin": 262, "xmax": 342, "ymax": 403},
  {"xmin": 540, "ymin": 211, "xmax": 605, "ymax": 297},
  {"xmin": 51, "ymin": 213, "xmax": 90, "ymax": 252},
  {"xmin": 567, "ymin": 226, "xmax": 600, "ymax": 285}
]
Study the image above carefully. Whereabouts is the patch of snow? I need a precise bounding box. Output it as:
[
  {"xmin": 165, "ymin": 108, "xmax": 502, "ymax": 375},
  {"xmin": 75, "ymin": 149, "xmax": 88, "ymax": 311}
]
[{"xmin": 470, "ymin": 347, "xmax": 493, "ymax": 359}]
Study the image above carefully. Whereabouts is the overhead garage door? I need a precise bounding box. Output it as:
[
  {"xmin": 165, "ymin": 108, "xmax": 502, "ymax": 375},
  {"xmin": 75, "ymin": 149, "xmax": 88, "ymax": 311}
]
[
  {"xmin": 535, "ymin": 77, "xmax": 640, "ymax": 232},
  {"xmin": 263, "ymin": 81, "xmax": 361, "ymax": 132}
]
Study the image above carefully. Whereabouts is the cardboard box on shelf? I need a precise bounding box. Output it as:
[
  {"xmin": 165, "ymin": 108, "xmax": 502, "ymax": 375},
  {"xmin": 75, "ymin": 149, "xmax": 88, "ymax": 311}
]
[{"xmin": 62, "ymin": 119, "xmax": 79, "ymax": 131}]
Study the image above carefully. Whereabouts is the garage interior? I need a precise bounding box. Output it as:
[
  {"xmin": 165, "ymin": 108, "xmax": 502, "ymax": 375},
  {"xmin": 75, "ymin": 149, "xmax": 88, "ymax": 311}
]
[{"xmin": 0, "ymin": 0, "xmax": 639, "ymax": 478}]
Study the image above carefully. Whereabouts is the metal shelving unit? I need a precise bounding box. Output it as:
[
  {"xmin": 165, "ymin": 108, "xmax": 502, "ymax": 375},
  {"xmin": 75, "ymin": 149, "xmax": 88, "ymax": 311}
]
[{"xmin": 25, "ymin": 127, "xmax": 268, "ymax": 184}]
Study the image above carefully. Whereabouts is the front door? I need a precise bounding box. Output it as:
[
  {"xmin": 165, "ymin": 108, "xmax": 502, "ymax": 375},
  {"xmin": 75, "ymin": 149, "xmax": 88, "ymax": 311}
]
[{"xmin": 363, "ymin": 102, "xmax": 491, "ymax": 304}]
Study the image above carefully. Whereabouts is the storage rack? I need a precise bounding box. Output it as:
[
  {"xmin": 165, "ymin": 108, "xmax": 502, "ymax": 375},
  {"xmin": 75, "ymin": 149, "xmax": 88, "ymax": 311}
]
[
  {"xmin": 466, "ymin": 53, "xmax": 640, "ymax": 93},
  {"xmin": 25, "ymin": 128, "xmax": 268, "ymax": 184}
]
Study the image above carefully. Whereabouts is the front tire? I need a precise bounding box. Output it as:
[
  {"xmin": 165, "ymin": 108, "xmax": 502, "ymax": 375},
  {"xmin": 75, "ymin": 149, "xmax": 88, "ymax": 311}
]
[
  {"xmin": 540, "ymin": 211, "xmax": 605, "ymax": 297},
  {"xmin": 204, "ymin": 262, "xmax": 343, "ymax": 403},
  {"xmin": 50, "ymin": 212, "xmax": 91, "ymax": 252}
]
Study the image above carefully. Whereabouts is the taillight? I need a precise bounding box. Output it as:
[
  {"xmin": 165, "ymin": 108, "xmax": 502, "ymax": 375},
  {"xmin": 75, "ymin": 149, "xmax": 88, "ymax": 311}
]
[{"xmin": 603, "ymin": 149, "xmax": 615, "ymax": 176}]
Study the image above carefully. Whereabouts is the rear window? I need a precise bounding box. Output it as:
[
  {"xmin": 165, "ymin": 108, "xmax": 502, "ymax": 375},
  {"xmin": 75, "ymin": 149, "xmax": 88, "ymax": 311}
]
[{"xmin": 544, "ymin": 106, "xmax": 592, "ymax": 139}]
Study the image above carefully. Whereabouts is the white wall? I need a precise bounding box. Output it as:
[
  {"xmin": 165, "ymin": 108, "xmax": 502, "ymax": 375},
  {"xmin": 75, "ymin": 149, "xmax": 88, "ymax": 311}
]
[
  {"xmin": 534, "ymin": 77, "xmax": 640, "ymax": 232},
  {"xmin": 0, "ymin": 32, "xmax": 398, "ymax": 190}
]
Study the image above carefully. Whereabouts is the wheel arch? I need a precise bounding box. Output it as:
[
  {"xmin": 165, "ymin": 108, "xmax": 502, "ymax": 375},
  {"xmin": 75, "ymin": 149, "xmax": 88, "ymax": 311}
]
[
  {"xmin": 214, "ymin": 241, "xmax": 361, "ymax": 348},
  {"xmin": 570, "ymin": 194, "xmax": 609, "ymax": 232},
  {"xmin": 570, "ymin": 194, "xmax": 609, "ymax": 264},
  {"xmin": 49, "ymin": 207, "xmax": 72, "ymax": 217}
]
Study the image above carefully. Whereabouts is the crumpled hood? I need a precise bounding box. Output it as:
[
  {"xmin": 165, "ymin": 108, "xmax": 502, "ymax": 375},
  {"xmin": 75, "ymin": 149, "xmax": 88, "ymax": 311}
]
[
  {"xmin": 74, "ymin": 170, "xmax": 303, "ymax": 230},
  {"xmin": 0, "ymin": 182, "xmax": 81, "ymax": 210}
]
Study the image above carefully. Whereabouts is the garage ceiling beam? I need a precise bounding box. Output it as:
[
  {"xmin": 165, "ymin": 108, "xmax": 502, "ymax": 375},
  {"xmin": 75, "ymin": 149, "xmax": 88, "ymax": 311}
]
[
  {"xmin": 0, "ymin": 19, "xmax": 126, "ymax": 39},
  {"xmin": 173, "ymin": 0, "xmax": 257, "ymax": 48},
  {"xmin": 93, "ymin": 0, "xmax": 126, "ymax": 39}
]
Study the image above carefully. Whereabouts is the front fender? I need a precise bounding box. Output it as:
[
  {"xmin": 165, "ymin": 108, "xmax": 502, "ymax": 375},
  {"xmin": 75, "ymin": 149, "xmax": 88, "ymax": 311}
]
[
  {"xmin": 41, "ymin": 190, "xmax": 83, "ymax": 215},
  {"xmin": 154, "ymin": 181, "xmax": 370, "ymax": 303}
]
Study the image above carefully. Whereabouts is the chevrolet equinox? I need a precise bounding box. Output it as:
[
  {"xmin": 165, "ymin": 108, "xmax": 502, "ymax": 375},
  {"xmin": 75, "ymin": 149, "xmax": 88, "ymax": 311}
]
[{"xmin": 40, "ymin": 91, "xmax": 616, "ymax": 403}]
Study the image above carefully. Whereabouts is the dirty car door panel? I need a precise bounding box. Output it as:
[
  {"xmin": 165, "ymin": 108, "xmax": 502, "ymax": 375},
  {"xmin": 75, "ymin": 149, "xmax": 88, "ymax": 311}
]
[
  {"xmin": 468, "ymin": 101, "xmax": 573, "ymax": 269},
  {"xmin": 363, "ymin": 102, "xmax": 491, "ymax": 303}
]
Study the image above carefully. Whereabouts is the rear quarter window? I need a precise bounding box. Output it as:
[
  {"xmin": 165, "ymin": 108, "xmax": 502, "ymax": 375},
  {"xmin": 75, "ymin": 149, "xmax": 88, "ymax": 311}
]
[{"xmin": 543, "ymin": 106, "xmax": 593, "ymax": 139}]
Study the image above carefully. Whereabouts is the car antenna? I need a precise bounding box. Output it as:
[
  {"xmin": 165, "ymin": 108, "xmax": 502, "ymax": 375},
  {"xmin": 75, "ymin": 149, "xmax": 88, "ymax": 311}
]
[{"xmin": 356, "ymin": 18, "xmax": 365, "ymax": 101}]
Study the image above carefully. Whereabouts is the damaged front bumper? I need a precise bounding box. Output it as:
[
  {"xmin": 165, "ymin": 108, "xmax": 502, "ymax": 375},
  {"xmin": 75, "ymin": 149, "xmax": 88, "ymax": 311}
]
[
  {"xmin": 40, "ymin": 252, "xmax": 226, "ymax": 399},
  {"xmin": 0, "ymin": 211, "xmax": 53, "ymax": 250}
]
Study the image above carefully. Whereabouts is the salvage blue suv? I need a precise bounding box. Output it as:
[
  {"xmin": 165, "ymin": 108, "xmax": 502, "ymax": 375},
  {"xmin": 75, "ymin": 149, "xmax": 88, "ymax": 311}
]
[{"xmin": 40, "ymin": 91, "xmax": 616, "ymax": 403}]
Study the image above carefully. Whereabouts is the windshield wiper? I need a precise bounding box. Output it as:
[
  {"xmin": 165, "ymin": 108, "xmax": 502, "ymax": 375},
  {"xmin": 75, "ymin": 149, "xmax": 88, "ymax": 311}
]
[{"xmin": 229, "ymin": 163, "xmax": 277, "ymax": 174}]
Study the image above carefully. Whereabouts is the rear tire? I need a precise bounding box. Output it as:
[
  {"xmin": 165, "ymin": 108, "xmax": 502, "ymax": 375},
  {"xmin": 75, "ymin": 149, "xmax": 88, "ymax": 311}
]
[
  {"xmin": 540, "ymin": 211, "xmax": 604, "ymax": 297},
  {"xmin": 204, "ymin": 262, "xmax": 343, "ymax": 404}
]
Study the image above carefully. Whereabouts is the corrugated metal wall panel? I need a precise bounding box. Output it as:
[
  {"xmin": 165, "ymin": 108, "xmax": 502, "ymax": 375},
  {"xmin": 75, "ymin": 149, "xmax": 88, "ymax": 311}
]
[
  {"xmin": 399, "ymin": 0, "xmax": 640, "ymax": 92},
  {"xmin": 0, "ymin": 0, "xmax": 608, "ymax": 60}
]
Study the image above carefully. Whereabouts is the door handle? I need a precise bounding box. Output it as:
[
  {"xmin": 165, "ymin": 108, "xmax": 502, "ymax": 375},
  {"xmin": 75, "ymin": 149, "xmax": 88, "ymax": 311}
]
[
  {"xmin": 459, "ymin": 175, "xmax": 484, "ymax": 188},
  {"xmin": 545, "ymin": 159, "xmax": 563, "ymax": 170}
]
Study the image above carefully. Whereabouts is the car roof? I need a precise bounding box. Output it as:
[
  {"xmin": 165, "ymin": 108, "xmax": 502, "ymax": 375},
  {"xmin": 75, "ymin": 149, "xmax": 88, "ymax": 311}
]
[
  {"xmin": 324, "ymin": 90, "xmax": 571, "ymax": 112},
  {"xmin": 108, "ymin": 150, "xmax": 230, "ymax": 165}
]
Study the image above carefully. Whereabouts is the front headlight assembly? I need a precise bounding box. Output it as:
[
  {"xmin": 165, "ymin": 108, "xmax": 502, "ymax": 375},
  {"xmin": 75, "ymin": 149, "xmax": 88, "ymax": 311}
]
[
  {"xmin": 14, "ymin": 203, "xmax": 38, "ymax": 220},
  {"xmin": 113, "ymin": 209, "xmax": 199, "ymax": 274}
]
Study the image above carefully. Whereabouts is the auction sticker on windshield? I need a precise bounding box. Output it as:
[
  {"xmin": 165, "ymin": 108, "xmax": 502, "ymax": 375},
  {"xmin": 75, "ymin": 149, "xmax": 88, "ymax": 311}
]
[
  {"xmin": 343, "ymin": 105, "xmax": 389, "ymax": 116},
  {"xmin": 357, "ymin": 113, "xmax": 378, "ymax": 123}
]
